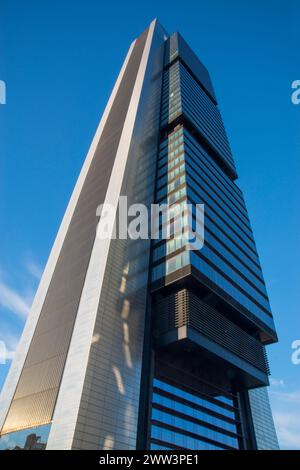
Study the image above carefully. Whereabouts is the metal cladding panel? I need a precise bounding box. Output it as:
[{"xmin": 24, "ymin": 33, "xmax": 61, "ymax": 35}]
[
  {"xmin": 70, "ymin": 22, "xmax": 167, "ymax": 450},
  {"xmin": 1, "ymin": 390, "xmax": 57, "ymax": 435},
  {"xmin": 1, "ymin": 28, "xmax": 148, "ymax": 436},
  {"xmin": 153, "ymin": 288, "xmax": 270, "ymax": 377}
]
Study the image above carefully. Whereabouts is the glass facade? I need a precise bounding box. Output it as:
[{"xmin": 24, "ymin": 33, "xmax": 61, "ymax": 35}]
[
  {"xmin": 249, "ymin": 387, "xmax": 279, "ymax": 450},
  {"xmin": 161, "ymin": 61, "xmax": 235, "ymax": 174},
  {"xmin": 151, "ymin": 126, "xmax": 275, "ymax": 334},
  {"xmin": 0, "ymin": 424, "xmax": 50, "ymax": 450},
  {"xmin": 149, "ymin": 378, "xmax": 242, "ymax": 450},
  {"xmin": 147, "ymin": 30, "xmax": 278, "ymax": 451},
  {"xmin": 150, "ymin": 33, "xmax": 277, "ymax": 339}
]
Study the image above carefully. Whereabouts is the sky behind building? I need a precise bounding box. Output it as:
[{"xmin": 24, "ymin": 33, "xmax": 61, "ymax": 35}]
[{"xmin": 0, "ymin": 0, "xmax": 299, "ymax": 449}]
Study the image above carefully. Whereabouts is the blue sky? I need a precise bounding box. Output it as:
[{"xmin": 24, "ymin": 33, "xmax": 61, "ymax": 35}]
[{"xmin": 0, "ymin": 0, "xmax": 299, "ymax": 449}]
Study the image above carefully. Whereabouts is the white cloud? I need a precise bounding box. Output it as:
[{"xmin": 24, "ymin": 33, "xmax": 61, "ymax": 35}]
[
  {"xmin": 0, "ymin": 331, "xmax": 20, "ymax": 364},
  {"xmin": 0, "ymin": 259, "xmax": 41, "ymax": 368},
  {"xmin": 270, "ymin": 389, "xmax": 300, "ymax": 404},
  {"xmin": 0, "ymin": 279, "xmax": 31, "ymax": 318},
  {"xmin": 270, "ymin": 388, "xmax": 300, "ymax": 449},
  {"xmin": 273, "ymin": 410, "xmax": 300, "ymax": 449},
  {"xmin": 0, "ymin": 345, "xmax": 16, "ymax": 363},
  {"xmin": 270, "ymin": 377, "xmax": 285, "ymax": 387},
  {"xmin": 25, "ymin": 259, "xmax": 43, "ymax": 280}
]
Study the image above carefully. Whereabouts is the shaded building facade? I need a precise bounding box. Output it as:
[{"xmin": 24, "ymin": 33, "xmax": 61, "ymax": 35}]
[{"xmin": 0, "ymin": 20, "xmax": 278, "ymax": 450}]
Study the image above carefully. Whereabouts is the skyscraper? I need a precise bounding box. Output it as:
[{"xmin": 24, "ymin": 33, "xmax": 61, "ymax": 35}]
[{"xmin": 0, "ymin": 20, "xmax": 278, "ymax": 450}]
